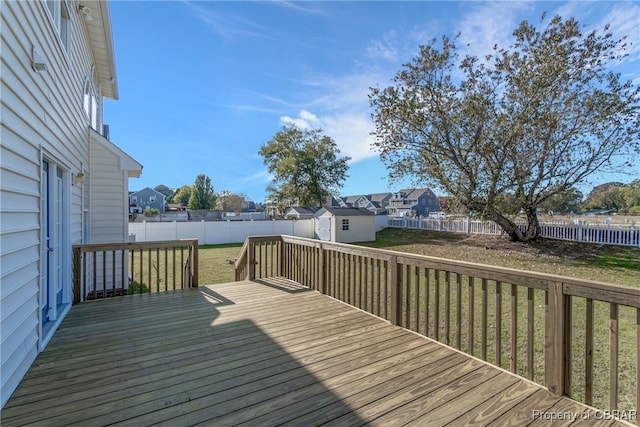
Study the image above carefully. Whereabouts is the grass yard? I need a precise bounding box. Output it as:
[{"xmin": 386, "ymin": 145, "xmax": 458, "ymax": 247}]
[
  {"xmin": 358, "ymin": 228, "xmax": 640, "ymax": 288},
  {"xmin": 198, "ymin": 243, "xmax": 244, "ymax": 285}
]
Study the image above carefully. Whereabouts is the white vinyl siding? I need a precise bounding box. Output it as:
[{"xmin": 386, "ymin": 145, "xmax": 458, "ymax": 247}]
[
  {"xmin": 89, "ymin": 137, "xmax": 129, "ymax": 243},
  {"xmin": 0, "ymin": 0, "xmax": 126, "ymax": 408}
]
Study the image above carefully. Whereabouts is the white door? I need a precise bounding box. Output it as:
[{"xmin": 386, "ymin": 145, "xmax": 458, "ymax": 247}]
[{"xmin": 317, "ymin": 216, "xmax": 331, "ymax": 241}]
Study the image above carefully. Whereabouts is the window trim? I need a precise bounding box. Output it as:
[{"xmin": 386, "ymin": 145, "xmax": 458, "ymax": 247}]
[{"xmin": 44, "ymin": 0, "xmax": 72, "ymax": 60}]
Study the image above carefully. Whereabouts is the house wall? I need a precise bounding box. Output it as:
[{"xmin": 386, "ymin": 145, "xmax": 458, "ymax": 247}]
[
  {"xmin": 0, "ymin": 1, "xmax": 109, "ymax": 407},
  {"xmin": 130, "ymin": 187, "xmax": 165, "ymax": 213},
  {"xmin": 89, "ymin": 133, "xmax": 131, "ymax": 243}
]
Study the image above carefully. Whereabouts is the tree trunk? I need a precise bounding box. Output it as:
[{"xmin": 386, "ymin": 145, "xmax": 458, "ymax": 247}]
[{"xmin": 487, "ymin": 207, "xmax": 540, "ymax": 243}]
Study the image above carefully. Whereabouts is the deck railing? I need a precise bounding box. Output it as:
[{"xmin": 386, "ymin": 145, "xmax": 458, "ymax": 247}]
[
  {"xmin": 73, "ymin": 239, "xmax": 198, "ymax": 302},
  {"xmin": 235, "ymin": 235, "xmax": 640, "ymax": 418}
]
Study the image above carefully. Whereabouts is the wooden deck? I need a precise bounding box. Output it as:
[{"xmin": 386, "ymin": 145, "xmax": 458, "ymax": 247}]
[{"xmin": 1, "ymin": 280, "xmax": 630, "ymax": 426}]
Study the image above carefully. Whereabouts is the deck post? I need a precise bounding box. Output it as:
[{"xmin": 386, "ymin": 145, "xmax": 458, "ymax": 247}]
[
  {"xmin": 72, "ymin": 246, "xmax": 81, "ymax": 303},
  {"xmin": 248, "ymin": 237, "xmax": 256, "ymax": 281},
  {"xmin": 545, "ymin": 281, "xmax": 566, "ymax": 396},
  {"xmin": 279, "ymin": 236, "xmax": 285, "ymax": 277},
  {"xmin": 191, "ymin": 239, "xmax": 199, "ymax": 287},
  {"xmin": 318, "ymin": 243, "xmax": 326, "ymax": 294},
  {"xmin": 390, "ymin": 255, "xmax": 401, "ymax": 326}
]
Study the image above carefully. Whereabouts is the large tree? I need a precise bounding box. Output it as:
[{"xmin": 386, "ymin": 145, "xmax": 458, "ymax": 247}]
[
  {"xmin": 583, "ymin": 182, "xmax": 625, "ymax": 211},
  {"xmin": 188, "ymin": 174, "xmax": 217, "ymax": 210},
  {"xmin": 259, "ymin": 124, "xmax": 350, "ymax": 207},
  {"xmin": 154, "ymin": 185, "xmax": 175, "ymax": 203},
  {"xmin": 370, "ymin": 15, "xmax": 639, "ymax": 242},
  {"xmin": 217, "ymin": 190, "xmax": 247, "ymax": 215},
  {"xmin": 172, "ymin": 185, "xmax": 192, "ymax": 207}
]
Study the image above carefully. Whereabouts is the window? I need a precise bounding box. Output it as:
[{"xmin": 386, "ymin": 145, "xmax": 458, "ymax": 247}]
[
  {"xmin": 45, "ymin": 0, "xmax": 72, "ymax": 55},
  {"xmin": 83, "ymin": 67, "xmax": 100, "ymax": 130},
  {"xmin": 150, "ymin": 196, "xmax": 156, "ymax": 203},
  {"xmin": 342, "ymin": 219, "xmax": 349, "ymax": 231}
]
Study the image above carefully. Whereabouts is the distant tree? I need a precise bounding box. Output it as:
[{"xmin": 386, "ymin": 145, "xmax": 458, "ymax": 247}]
[
  {"xmin": 539, "ymin": 186, "xmax": 583, "ymax": 214},
  {"xmin": 621, "ymin": 180, "xmax": 640, "ymax": 212},
  {"xmin": 259, "ymin": 124, "xmax": 350, "ymax": 207},
  {"xmin": 188, "ymin": 174, "xmax": 217, "ymax": 210},
  {"xmin": 218, "ymin": 191, "xmax": 246, "ymax": 215},
  {"xmin": 370, "ymin": 15, "xmax": 639, "ymax": 242},
  {"xmin": 154, "ymin": 185, "xmax": 175, "ymax": 203},
  {"xmin": 583, "ymin": 182, "xmax": 625, "ymax": 211},
  {"xmin": 172, "ymin": 185, "xmax": 192, "ymax": 207}
]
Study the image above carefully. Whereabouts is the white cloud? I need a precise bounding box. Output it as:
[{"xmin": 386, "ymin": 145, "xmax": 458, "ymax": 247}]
[
  {"xmin": 280, "ymin": 110, "xmax": 320, "ymax": 129},
  {"xmin": 183, "ymin": 1, "xmax": 274, "ymax": 40},
  {"xmin": 280, "ymin": 108, "xmax": 375, "ymax": 163},
  {"xmin": 456, "ymin": 2, "xmax": 534, "ymax": 59},
  {"xmin": 366, "ymin": 31, "xmax": 400, "ymax": 63}
]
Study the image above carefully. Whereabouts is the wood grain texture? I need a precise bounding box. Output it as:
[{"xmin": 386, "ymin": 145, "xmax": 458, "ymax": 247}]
[{"xmin": 1, "ymin": 280, "xmax": 629, "ymax": 426}]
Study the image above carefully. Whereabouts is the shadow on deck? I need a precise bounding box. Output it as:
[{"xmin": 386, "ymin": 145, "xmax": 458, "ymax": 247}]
[{"xmin": 1, "ymin": 280, "xmax": 628, "ymax": 426}]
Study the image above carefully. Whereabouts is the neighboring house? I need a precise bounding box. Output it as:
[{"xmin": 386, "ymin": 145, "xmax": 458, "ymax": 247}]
[
  {"xmin": 386, "ymin": 188, "xmax": 440, "ymax": 217},
  {"xmin": 340, "ymin": 192, "xmax": 392, "ymax": 215},
  {"xmin": 0, "ymin": 0, "xmax": 141, "ymax": 408},
  {"xmin": 129, "ymin": 187, "xmax": 166, "ymax": 213},
  {"xmin": 314, "ymin": 207, "xmax": 375, "ymax": 243},
  {"xmin": 327, "ymin": 192, "xmax": 392, "ymax": 215},
  {"xmin": 284, "ymin": 206, "xmax": 321, "ymax": 220}
]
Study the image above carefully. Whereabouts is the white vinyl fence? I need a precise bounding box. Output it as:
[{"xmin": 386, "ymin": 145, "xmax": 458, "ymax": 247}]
[
  {"xmin": 388, "ymin": 217, "xmax": 640, "ymax": 247},
  {"xmin": 129, "ymin": 216, "xmax": 639, "ymax": 247},
  {"xmin": 129, "ymin": 219, "xmax": 314, "ymax": 245}
]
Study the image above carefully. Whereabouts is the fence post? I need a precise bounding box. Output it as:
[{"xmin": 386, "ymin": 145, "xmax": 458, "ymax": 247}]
[{"xmin": 545, "ymin": 281, "xmax": 566, "ymax": 396}]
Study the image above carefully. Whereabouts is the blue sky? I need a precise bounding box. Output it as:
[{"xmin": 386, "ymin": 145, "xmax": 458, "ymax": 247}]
[{"xmin": 105, "ymin": 1, "xmax": 640, "ymax": 202}]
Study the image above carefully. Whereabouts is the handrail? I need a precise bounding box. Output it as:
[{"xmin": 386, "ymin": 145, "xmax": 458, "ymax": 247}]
[
  {"xmin": 235, "ymin": 234, "xmax": 640, "ymax": 417},
  {"xmin": 73, "ymin": 238, "xmax": 198, "ymax": 302}
]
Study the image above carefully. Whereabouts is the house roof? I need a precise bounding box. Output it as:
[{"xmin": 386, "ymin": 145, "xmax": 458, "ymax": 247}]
[
  {"xmin": 83, "ymin": 0, "xmax": 118, "ymax": 99},
  {"xmin": 130, "ymin": 187, "xmax": 165, "ymax": 198},
  {"xmin": 368, "ymin": 192, "xmax": 393, "ymax": 202},
  {"xmin": 400, "ymin": 188, "xmax": 433, "ymax": 199},
  {"xmin": 315, "ymin": 207, "xmax": 374, "ymax": 217}
]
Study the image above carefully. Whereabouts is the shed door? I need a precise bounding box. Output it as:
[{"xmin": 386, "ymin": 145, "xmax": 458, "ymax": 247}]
[{"xmin": 317, "ymin": 217, "xmax": 331, "ymax": 241}]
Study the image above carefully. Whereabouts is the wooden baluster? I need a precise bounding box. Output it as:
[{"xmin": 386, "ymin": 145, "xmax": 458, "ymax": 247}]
[
  {"xmin": 481, "ymin": 278, "xmax": 488, "ymax": 361},
  {"xmin": 527, "ymin": 288, "xmax": 534, "ymax": 380},
  {"xmin": 585, "ymin": 298, "xmax": 594, "ymax": 405},
  {"xmin": 610, "ymin": 303, "xmax": 619, "ymax": 410}
]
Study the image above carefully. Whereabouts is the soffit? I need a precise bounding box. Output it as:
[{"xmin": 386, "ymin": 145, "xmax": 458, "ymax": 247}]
[{"xmin": 82, "ymin": 0, "xmax": 118, "ymax": 99}]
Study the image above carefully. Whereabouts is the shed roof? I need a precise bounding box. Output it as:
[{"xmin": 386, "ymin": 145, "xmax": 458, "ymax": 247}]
[{"xmin": 315, "ymin": 207, "xmax": 375, "ymax": 217}]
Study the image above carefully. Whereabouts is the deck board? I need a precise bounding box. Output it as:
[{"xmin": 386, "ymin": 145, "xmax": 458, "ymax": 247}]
[{"xmin": 1, "ymin": 280, "xmax": 630, "ymax": 426}]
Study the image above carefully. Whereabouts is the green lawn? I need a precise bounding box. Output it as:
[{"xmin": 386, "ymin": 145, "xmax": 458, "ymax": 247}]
[
  {"xmin": 357, "ymin": 228, "xmax": 640, "ymax": 288},
  {"xmin": 198, "ymin": 243, "xmax": 244, "ymax": 285}
]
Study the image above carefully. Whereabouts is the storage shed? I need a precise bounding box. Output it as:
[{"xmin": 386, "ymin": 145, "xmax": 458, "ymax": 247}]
[{"xmin": 314, "ymin": 207, "xmax": 375, "ymax": 243}]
